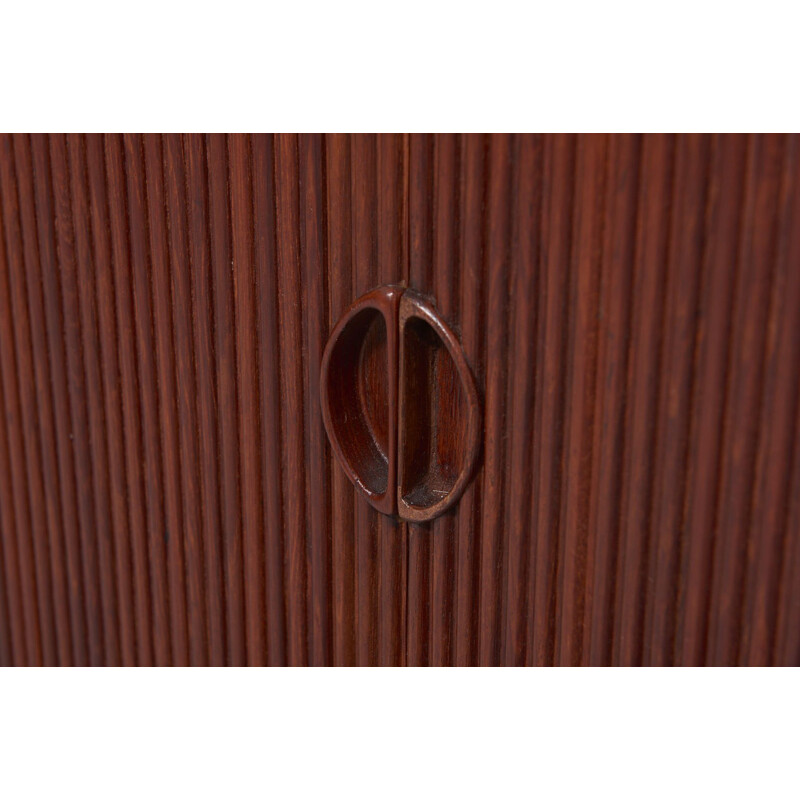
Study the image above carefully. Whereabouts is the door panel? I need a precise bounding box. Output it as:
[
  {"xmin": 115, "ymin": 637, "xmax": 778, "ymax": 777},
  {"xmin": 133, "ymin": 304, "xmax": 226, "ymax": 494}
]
[{"xmin": 0, "ymin": 133, "xmax": 797, "ymax": 665}]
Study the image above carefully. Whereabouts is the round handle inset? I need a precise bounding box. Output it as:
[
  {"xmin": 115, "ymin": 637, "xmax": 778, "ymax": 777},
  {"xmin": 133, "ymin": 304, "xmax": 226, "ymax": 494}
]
[{"xmin": 320, "ymin": 285, "xmax": 481, "ymax": 523}]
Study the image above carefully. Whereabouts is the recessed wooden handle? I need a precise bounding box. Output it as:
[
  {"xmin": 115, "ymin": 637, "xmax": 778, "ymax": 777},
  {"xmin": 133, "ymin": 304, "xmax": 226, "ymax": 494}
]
[
  {"xmin": 319, "ymin": 285, "xmax": 403, "ymax": 517},
  {"xmin": 320, "ymin": 285, "xmax": 481, "ymax": 523},
  {"xmin": 396, "ymin": 290, "xmax": 481, "ymax": 522}
]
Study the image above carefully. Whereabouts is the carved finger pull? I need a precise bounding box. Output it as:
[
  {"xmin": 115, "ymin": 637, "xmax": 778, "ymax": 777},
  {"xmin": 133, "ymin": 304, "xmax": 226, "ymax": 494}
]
[{"xmin": 320, "ymin": 285, "xmax": 481, "ymax": 523}]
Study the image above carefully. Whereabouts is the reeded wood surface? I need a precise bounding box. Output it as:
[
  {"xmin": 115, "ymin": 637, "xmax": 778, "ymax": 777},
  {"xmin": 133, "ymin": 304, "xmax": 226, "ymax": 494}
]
[{"xmin": 0, "ymin": 134, "xmax": 798, "ymax": 666}]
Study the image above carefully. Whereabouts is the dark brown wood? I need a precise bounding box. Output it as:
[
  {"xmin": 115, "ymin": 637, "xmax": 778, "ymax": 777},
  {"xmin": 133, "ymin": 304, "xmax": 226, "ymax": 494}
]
[
  {"xmin": 142, "ymin": 133, "xmax": 185, "ymax": 666},
  {"xmin": 320, "ymin": 284, "xmax": 480, "ymax": 523},
  {"xmin": 325, "ymin": 134, "xmax": 356, "ymax": 665},
  {"xmin": 320, "ymin": 285, "xmax": 402, "ymax": 517},
  {"xmin": 397, "ymin": 289, "xmax": 481, "ymax": 522},
  {"xmin": 0, "ymin": 133, "xmax": 798, "ymax": 666}
]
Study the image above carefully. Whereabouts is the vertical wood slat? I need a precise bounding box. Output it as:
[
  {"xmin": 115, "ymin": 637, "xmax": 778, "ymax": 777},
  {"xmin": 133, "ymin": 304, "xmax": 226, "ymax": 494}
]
[
  {"xmin": 614, "ymin": 135, "xmax": 675, "ymax": 666},
  {"xmin": 229, "ymin": 134, "xmax": 263, "ymax": 666},
  {"xmin": 274, "ymin": 134, "xmax": 309, "ymax": 666},
  {"xmin": 0, "ymin": 311, "xmax": 22, "ymax": 664},
  {"xmin": 47, "ymin": 133, "xmax": 101, "ymax": 667},
  {"xmin": 85, "ymin": 134, "xmax": 137, "ymax": 666},
  {"xmin": 299, "ymin": 133, "xmax": 332, "ymax": 667},
  {"xmin": 141, "ymin": 134, "xmax": 182, "ymax": 667},
  {"xmin": 477, "ymin": 134, "xmax": 514, "ymax": 666},
  {"xmin": 325, "ymin": 133, "xmax": 356, "ymax": 666},
  {"xmin": 504, "ymin": 134, "xmax": 544, "ymax": 666},
  {"xmin": 22, "ymin": 133, "xmax": 77, "ymax": 668},
  {"xmin": 0, "ymin": 134, "xmax": 798, "ymax": 665},
  {"xmin": 775, "ymin": 394, "xmax": 800, "ymax": 666},
  {"xmin": 66, "ymin": 134, "xmax": 121, "ymax": 666},
  {"xmin": 707, "ymin": 134, "xmax": 787, "ymax": 666},
  {"xmin": 643, "ymin": 134, "xmax": 711, "ymax": 666},
  {"xmin": 0, "ymin": 465, "xmax": 11, "ymax": 663},
  {"xmin": 532, "ymin": 134, "xmax": 577, "ymax": 665},
  {"xmin": 0, "ymin": 134, "xmax": 57, "ymax": 666},
  {"xmin": 164, "ymin": 134, "xmax": 206, "ymax": 667},
  {"xmin": 742, "ymin": 135, "xmax": 800, "ymax": 666},
  {"xmin": 453, "ymin": 134, "xmax": 486, "ymax": 667},
  {"xmin": 676, "ymin": 134, "xmax": 747, "ymax": 666},
  {"xmin": 584, "ymin": 134, "xmax": 641, "ymax": 666},
  {"xmin": 253, "ymin": 134, "xmax": 286, "ymax": 666},
  {"xmin": 206, "ymin": 134, "xmax": 245, "ymax": 666},
  {"xmin": 556, "ymin": 134, "xmax": 606, "ymax": 667},
  {"xmin": 122, "ymin": 134, "xmax": 171, "ymax": 667},
  {"xmin": 0, "ymin": 136, "xmax": 39, "ymax": 666},
  {"xmin": 104, "ymin": 134, "xmax": 153, "ymax": 666},
  {"xmin": 185, "ymin": 134, "xmax": 226, "ymax": 666}
]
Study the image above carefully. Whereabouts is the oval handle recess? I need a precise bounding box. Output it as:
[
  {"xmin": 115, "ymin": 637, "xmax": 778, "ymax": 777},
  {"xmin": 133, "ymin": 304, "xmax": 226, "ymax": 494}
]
[{"xmin": 320, "ymin": 285, "xmax": 481, "ymax": 523}]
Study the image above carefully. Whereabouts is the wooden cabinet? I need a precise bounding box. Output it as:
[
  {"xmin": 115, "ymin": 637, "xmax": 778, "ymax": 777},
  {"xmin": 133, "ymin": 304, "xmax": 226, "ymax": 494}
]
[{"xmin": 0, "ymin": 133, "xmax": 797, "ymax": 665}]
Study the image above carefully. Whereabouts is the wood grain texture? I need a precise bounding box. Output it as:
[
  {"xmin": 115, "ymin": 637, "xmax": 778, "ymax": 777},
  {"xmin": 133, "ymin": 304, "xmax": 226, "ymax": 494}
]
[{"xmin": 0, "ymin": 133, "xmax": 797, "ymax": 666}]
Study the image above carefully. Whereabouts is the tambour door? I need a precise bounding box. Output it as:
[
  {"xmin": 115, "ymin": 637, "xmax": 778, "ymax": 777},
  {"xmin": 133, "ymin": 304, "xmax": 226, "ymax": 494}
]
[{"xmin": 0, "ymin": 133, "xmax": 798, "ymax": 666}]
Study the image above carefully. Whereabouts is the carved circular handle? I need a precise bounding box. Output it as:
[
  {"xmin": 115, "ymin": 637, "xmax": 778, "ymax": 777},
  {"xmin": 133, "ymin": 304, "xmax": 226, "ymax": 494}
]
[{"xmin": 320, "ymin": 285, "xmax": 481, "ymax": 523}]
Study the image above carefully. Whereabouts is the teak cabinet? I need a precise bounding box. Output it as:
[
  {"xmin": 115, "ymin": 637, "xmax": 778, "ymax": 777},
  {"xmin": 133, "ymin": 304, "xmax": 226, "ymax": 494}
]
[{"xmin": 0, "ymin": 133, "xmax": 798, "ymax": 666}]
